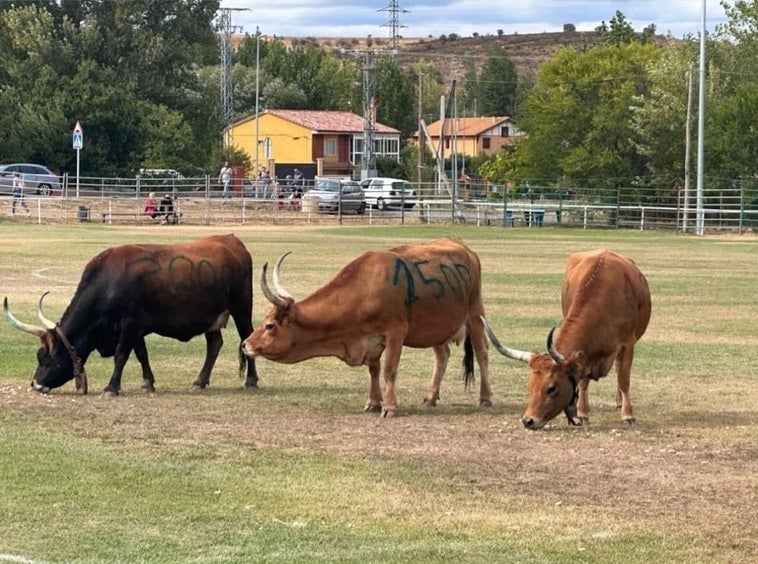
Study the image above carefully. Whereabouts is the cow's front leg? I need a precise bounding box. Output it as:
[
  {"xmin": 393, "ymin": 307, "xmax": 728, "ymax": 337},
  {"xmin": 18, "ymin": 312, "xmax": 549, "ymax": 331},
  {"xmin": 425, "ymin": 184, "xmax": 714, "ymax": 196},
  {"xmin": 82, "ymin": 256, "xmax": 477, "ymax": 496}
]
[
  {"xmin": 423, "ymin": 344, "xmax": 449, "ymax": 407},
  {"xmin": 364, "ymin": 361, "xmax": 382, "ymax": 413},
  {"xmin": 379, "ymin": 335, "xmax": 404, "ymax": 419},
  {"xmin": 615, "ymin": 347, "xmax": 636, "ymax": 425},
  {"xmin": 575, "ymin": 378, "xmax": 590, "ymax": 424},
  {"xmin": 193, "ymin": 330, "xmax": 223, "ymax": 389},
  {"xmin": 132, "ymin": 336, "xmax": 156, "ymax": 393},
  {"xmin": 103, "ymin": 332, "xmax": 136, "ymax": 396}
]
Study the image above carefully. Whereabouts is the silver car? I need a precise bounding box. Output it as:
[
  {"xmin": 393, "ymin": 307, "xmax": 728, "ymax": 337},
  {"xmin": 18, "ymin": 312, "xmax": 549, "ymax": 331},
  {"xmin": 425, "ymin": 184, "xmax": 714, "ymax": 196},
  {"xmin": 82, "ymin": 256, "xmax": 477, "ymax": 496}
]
[
  {"xmin": 302, "ymin": 178, "xmax": 366, "ymax": 214},
  {"xmin": 0, "ymin": 163, "xmax": 61, "ymax": 196}
]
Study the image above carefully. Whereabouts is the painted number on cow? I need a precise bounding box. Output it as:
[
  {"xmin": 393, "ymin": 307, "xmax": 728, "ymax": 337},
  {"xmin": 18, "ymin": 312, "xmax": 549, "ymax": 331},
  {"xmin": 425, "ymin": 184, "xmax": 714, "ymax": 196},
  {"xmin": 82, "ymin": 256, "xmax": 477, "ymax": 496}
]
[{"xmin": 392, "ymin": 258, "xmax": 471, "ymax": 306}]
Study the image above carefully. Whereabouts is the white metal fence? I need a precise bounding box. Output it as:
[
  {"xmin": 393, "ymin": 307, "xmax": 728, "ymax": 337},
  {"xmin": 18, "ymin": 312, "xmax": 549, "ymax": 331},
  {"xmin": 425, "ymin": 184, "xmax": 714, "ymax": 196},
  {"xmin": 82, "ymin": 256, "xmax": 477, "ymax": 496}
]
[{"xmin": 3, "ymin": 174, "xmax": 756, "ymax": 233}]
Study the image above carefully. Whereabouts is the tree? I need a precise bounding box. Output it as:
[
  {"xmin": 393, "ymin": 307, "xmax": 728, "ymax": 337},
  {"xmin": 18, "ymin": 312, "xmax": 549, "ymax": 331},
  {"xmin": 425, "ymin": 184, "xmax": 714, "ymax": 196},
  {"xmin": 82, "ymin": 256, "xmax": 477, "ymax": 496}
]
[
  {"xmin": 496, "ymin": 42, "xmax": 662, "ymax": 196},
  {"xmin": 475, "ymin": 43, "xmax": 518, "ymax": 116}
]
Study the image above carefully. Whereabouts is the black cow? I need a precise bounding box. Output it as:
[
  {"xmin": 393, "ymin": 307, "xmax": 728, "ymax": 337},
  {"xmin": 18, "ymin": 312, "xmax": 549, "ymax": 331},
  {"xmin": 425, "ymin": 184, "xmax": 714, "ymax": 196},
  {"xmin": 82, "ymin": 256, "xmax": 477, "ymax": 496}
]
[{"xmin": 4, "ymin": 234, "xmax": 258, "ymax": 395}]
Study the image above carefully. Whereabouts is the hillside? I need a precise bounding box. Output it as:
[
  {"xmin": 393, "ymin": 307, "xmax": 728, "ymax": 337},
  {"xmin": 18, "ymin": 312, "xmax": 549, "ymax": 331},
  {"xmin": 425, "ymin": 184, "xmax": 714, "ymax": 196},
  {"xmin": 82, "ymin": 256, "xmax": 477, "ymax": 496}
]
[{"xmin": 256, "ymin": 30, "xmax": 626, "ymax": 81}]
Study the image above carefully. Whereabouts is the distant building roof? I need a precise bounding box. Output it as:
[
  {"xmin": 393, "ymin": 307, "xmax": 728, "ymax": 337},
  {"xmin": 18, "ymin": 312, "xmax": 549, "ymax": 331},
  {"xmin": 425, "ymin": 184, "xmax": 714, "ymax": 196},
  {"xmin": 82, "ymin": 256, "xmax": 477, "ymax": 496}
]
[
  {"xmin": 423, "ymin": 116, "xmax": 515, "ymax": 137},
  {"xmin": 235, "ymin": 109, "xmax": 401, "ymax": 135}
]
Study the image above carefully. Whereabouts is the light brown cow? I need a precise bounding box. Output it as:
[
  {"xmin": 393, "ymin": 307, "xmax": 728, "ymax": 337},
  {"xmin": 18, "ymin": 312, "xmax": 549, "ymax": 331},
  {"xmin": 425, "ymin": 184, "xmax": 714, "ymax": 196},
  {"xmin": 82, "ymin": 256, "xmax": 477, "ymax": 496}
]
[
  {"xmin": 243, "ymin": 237, "xmax": 491, "ymax": 418},
  {"xmin": 482, "ymin": 249, "xmax": 651, "ymax": 429}
]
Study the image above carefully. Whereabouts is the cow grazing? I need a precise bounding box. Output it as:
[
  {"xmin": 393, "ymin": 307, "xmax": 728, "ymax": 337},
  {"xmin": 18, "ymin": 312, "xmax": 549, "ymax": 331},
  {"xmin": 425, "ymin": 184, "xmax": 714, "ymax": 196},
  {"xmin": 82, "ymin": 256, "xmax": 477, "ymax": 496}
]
[
  {"xmin": 4, "ymin": 234, "xmax": 258, "ymax": 395},
  {"xmin": 482, "ymin": 249, "xmax": 651, "ymax": 429},
  {"xmin": 243, "ymin": 237, "xmax": 491, "ymax": 418}
]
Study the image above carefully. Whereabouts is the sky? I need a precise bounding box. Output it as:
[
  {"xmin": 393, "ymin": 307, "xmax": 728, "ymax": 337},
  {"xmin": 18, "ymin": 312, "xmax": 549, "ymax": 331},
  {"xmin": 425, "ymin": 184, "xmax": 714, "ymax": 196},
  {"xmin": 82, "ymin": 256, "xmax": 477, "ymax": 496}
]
[{"xmin": 221, "ymin": 1, "xmax": 730, "ymax": 40}]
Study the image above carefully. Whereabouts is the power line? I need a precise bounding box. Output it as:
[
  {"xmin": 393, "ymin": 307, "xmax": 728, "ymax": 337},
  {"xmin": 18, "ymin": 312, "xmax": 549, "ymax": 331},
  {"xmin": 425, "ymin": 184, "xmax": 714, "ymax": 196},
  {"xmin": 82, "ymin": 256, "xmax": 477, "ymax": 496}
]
[{"xmin": 379, "ymin": 0, "xmax": 408, "ymax": 53}]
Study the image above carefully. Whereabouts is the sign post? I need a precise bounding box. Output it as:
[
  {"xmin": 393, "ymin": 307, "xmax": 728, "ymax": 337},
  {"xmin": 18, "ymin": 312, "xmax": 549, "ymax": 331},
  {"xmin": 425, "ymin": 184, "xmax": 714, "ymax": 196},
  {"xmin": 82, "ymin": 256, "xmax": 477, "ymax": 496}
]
[{"xmin": 72, "ymin": 121, "xmax": 83, "ymax": 197}]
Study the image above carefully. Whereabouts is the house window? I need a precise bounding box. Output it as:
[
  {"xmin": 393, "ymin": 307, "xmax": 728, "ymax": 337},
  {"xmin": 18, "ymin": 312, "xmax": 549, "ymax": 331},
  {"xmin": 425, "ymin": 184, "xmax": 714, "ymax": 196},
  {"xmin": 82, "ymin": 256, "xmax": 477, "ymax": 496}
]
[
  {"xmin": 482, "ymin": 137, "xmax": 491, "ymax": 149},
  {"xmin": 500, "ymin": 126, "xmax": 510, "ymax": 137},
  {"xmin": 324, "ymin": 139, "xmax": 338, "ymax": 156}
]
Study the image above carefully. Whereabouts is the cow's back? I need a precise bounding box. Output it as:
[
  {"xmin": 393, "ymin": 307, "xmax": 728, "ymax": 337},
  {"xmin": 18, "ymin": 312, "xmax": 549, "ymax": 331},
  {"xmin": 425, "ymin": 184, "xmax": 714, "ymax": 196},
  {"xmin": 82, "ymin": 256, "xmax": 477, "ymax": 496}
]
[
  {"xmin": 388, "ymin": 237, "xmax": 483, "ymax": 346},
  {"xmin": 70, "ymin": 234, "xmax": 252, "ymax": 341},
  {"xmin": 560, "ymin": 249, "xmax": 651, "ymax": 348}
]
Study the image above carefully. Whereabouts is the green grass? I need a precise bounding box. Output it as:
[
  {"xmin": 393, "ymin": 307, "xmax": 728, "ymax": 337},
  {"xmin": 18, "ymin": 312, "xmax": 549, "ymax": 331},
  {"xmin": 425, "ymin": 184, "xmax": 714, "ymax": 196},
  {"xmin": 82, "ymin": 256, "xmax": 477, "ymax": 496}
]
[{"xmin": 0, "ymin": 223, "xmax": 756, "ymax": 563}]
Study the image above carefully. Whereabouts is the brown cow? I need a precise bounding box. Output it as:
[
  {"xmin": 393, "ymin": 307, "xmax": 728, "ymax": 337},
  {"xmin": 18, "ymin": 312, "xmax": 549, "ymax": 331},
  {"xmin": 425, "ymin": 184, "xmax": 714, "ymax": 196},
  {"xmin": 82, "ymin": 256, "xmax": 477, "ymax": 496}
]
[
  {"xmin": 482, "ymin": 249, "xmax": 651, "ymax": 429},
  {"xmin": 243, "ymin": 237, "xmax": 491, "ymax": 418}
]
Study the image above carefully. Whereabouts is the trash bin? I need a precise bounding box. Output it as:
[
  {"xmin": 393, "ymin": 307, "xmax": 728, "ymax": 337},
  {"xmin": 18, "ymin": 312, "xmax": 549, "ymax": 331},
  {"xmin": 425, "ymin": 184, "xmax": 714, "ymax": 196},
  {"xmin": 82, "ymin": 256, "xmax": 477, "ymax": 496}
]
[
  {"xmin": 78, "ymin": 206, "xmax": 90, "ymax": 222},
  {"xmin": 505, "ymin": 209, "xmax": 513, "ymax": 227}
]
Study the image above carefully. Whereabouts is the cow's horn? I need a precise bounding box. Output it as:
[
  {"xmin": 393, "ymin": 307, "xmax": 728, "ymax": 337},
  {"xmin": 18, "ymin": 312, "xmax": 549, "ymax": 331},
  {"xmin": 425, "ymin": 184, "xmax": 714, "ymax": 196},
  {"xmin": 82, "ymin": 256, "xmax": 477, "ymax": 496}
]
[
  {"xmin": 37, "ymin": 291, "xmax": 57, "ymax": 330},
  {"xmin": 480, "ymin": 316, "xmax": 533, "ymax": 363},
  {"xmin": 272, "ymin": 252, "xmax": 294, "ymax": 300},
  {"xmin": 260, "ymin": 262, "xmax": 288, "ymax": 307},
  {"xmin": 546, "ymin": 327, "xmax": 566, "ymax": 364},
  {"xmin": 3, "ymin": 297, "xmax": 47, "ymax": 337}
]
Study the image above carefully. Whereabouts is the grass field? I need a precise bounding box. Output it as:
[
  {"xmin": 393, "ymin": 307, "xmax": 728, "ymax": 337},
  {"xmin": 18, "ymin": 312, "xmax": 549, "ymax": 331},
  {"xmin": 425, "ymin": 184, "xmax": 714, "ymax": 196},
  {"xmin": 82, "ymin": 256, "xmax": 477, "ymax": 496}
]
[{"xmin": 0, "ymin": 222, "xmax": 756, "ymax": 563}]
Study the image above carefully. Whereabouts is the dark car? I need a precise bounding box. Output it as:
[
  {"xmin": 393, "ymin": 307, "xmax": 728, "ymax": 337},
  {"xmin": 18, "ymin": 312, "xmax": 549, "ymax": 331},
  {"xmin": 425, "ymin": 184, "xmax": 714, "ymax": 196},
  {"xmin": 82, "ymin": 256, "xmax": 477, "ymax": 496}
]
[{"xmin": 0, "ymin": 163, "xmax": 61, "ymax": 196}]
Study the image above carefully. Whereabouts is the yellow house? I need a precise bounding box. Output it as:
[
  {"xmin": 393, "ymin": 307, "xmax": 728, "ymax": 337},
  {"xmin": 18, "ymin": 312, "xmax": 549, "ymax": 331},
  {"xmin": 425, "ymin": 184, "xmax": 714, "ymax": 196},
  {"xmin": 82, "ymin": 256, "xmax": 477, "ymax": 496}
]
[
  {"xmin": 412, "ymin": 116, "xmax": 525, "ymax": 159},
  {"xmin": 227, "ymin": 109, "xmax": 402, "ymax": 180}
]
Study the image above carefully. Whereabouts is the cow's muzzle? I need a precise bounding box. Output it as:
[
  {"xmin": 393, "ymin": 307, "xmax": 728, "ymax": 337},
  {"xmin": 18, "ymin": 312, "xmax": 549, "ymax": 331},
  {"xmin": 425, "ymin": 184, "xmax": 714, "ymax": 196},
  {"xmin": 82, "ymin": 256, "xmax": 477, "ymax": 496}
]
[
  {"xmin": 521, "ymin": 416, "xmax": 546, "ymax": 430},
  {"xmin": 30, "ymin": 379, "xmax": 51, "ymax": 394}
]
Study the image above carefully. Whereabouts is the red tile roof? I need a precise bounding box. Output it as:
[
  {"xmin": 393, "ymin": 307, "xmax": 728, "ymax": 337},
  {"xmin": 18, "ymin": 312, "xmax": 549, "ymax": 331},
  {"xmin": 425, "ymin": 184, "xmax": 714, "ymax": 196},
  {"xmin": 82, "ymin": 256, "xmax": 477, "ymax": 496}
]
[{"xmin": 263, "ymin": 109, "xmax": 401, "ymax": 134}]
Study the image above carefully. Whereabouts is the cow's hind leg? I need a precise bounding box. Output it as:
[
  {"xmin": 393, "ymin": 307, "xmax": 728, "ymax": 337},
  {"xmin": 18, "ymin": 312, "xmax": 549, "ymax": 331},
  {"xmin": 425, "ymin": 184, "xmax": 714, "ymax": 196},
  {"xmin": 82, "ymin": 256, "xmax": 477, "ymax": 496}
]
[
  {"xmin": 364, "ymin": 361, "xmax": 383, "ymax": 413},
  {"xmin": 467, "ymin": 321, "xmax": 492, "ymax": 407},
  {"xmin": 193, "ymin": 330, "xmax": 223, "ymax": 389},
  {"xmin": 423, "ymin": 343, "xmax": 449, "ymax": 407},
  {"xmin": 231, "ymin": 310, "xmax": 258, "ymax": 389},
  {"xmin": 132, "ymin": 336, "xmax": 156, "ymax": 393},
  {"xmin": 615, "ymin": 345, "xmax": 636, "ymax": 426}
]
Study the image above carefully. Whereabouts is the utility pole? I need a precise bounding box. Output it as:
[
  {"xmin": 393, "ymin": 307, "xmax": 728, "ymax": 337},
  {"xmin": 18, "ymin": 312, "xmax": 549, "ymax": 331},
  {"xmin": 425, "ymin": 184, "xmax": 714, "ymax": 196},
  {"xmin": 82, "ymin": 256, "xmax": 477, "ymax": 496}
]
[
  {"xmin": 343, "ymin": 47, "xmax": 395, "ymax": 180},
  {"xmin": 217, "ymin": 7, "xmax": 248, "ymax": 149},
  {"xmin": 379, "ymin": 0, "xmax": 408, "ymax": 53}
]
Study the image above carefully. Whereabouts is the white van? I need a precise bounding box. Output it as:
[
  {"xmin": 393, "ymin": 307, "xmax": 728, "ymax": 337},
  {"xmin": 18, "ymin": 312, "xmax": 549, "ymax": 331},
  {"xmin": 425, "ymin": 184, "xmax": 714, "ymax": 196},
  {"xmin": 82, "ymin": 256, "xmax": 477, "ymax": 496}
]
[{"xmin": 360, "ymin": 177, "xmax": 416, "ymax": 210}]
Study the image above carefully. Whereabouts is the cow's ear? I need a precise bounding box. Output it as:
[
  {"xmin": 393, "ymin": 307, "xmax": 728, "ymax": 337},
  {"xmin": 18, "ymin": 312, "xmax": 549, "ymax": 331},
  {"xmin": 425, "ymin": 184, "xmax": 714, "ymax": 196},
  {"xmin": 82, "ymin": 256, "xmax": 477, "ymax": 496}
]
[{"xmin": 564, "ymin": 350, "xmax": 585, "ymax": 377}]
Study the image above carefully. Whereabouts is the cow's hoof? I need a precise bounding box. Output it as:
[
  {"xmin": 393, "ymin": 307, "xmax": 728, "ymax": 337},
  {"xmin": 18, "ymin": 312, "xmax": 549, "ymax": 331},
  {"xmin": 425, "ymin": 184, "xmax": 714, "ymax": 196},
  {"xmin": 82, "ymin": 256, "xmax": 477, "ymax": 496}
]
[
  {"xmin": 422, "ymin": 397, "xmax": 437, "ymax": 407},
  {"xmin": 102, "ymin": 389, "xmax": 119, "ymax": 398},
  {"xmin": 364, "ymin": 403, "xmax": 382, "ymax": 413},
  {"xmin": 567, "ymin": 416, "xmax": 587, "ymax": 426},
  {"xmin": 478, "ymin": 398, "xmax": 493, "ymax": 408},
  {"xmin": 141, "ymin": 386, "xmax": 155, "ymax": 394},
  {"xmin": 192, "ymin": 382, "xmax": 208, "ymax": 390},
  {"xmin": 621, "ymin": 417, "xmax": 636, "ymax": 427},
  {"xmin": 379, "ymin": 409, "xmax": 396, "ymax": 419},
  {"xmin": 243, "ymin": 381, "xmax": 258, "ymax": 389}
]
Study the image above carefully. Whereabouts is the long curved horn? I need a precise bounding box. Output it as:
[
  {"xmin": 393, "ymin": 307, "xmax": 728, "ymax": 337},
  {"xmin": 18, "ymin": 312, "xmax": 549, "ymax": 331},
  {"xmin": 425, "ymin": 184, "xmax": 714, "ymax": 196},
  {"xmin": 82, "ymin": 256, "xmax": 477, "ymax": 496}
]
[
  {"xmin": 37, "ymin": 291, "xmax": 57, "ymax": 329},
  {"xmin": 260, "ymin": 262, "xmax": 288, "ymax": 307},
  {"xmin": 480, "ymin": 316, "xmax": 533, "ymax": 363},
  {"xmin": 546, "ymin": 327, "xmax": 566, "ymax": 364},
  {"xmin": 272, "ymin": 252, "xmax": 294, "ymax": 300},
  {"xmin": 4, "ymin": 297, "xmax": 47, "ymax": 337}
]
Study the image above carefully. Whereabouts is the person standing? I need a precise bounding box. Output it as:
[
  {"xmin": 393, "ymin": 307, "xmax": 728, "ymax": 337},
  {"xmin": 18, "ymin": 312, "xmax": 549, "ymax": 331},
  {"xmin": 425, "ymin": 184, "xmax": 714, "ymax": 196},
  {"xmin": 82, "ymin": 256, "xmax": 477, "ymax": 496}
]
[
  {"xmin": 218, "ymin": 161, "xmax": 233, "ymax": 201},
  {"xmin": 11, "ymin": 171, "xmax": 31, "ymax": 217},
  {"xmin": 258, "ymin": 166, "xmax": 271, "ymax": 198}
]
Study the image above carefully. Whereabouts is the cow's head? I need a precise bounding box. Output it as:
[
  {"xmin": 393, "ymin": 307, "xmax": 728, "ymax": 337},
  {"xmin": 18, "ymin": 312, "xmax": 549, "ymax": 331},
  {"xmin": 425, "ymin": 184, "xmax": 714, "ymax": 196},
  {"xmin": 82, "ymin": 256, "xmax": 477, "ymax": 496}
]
[
  {"xmin": 243, "ymin": 253, "xmax": 299, "ymax": 363},
  {"xmin": 481, "ymin": 317, "xmax": 583, "ymax": 430},
  {"xmin": 4, "ymin": 294, "xmax": 87, "ymax": 394}
]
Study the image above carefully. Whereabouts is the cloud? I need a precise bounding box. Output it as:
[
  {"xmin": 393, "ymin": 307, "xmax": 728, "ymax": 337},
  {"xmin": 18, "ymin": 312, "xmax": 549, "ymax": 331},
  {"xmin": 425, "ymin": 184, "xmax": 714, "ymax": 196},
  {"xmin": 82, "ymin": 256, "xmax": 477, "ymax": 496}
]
[{"xmin": 221, "ymin": 0, "xmax": 729, "ymax": 40}]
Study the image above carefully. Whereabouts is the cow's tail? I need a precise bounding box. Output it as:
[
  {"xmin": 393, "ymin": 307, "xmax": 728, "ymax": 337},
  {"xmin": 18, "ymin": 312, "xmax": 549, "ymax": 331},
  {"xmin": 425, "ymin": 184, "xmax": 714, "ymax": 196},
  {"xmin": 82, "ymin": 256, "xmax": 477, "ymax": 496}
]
[{"xmin": 462, "ymin": 334, "xmax": 475, "ymax": 391}]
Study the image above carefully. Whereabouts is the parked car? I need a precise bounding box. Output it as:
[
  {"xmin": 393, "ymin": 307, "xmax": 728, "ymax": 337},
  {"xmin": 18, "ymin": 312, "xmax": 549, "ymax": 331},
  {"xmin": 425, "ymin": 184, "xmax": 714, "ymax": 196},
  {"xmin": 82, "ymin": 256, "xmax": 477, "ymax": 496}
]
[
  {"xmin": 360, "ymin": 177, "xmax": 416, "ymax": 210},
  {"xmin": 301, "ymin": 178, "xmax": 365, "ymax": 214},
  {"xmin": 0, "ymin": 163, "xmax": 61, "ymax": 196}
]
